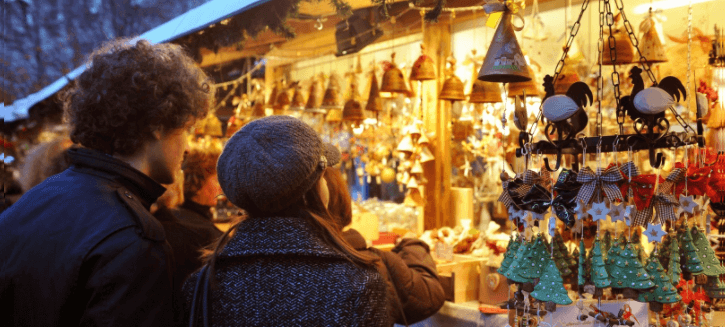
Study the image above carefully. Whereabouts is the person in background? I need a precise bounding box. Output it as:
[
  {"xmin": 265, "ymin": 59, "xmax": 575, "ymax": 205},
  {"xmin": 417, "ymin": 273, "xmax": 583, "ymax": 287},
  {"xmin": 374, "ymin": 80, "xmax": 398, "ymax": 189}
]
[
  {"xmin": 183, "ymin": 116, "xmax": 389, "ymax": 326},
  {"xmin": 17, "ymin": 137, "xmax": 74, "ymax": 193},
  {"xmin": 323, "ymin": 167, "xmax": 446, "ymax": 326},
  {"xmin": 177, "ymin": 139, "xmax": 224, "ymax": 235},
  {"xmin": 0, "ymin": 39, "xmax": 211, "ymax": 326},
  {"xmin": 152, "ymin": 167, "xmax": 221, "ymax": 325}
]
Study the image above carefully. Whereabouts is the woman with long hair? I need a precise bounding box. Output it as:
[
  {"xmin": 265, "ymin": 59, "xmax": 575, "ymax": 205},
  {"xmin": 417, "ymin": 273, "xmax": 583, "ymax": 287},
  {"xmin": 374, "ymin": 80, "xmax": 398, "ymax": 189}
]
[
  {"xmin": 183, "ymin": 116, "xmax": 388, "ymax": 326},
  {"xmin": 323, "ymin": 167, "xmax": 446, "ymax": 326}
]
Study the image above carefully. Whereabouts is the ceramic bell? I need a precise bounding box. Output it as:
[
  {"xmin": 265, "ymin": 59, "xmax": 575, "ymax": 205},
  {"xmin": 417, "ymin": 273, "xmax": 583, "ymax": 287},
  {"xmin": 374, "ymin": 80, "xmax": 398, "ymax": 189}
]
[
  {"xmin": 600, "ymin": 16, "xmax": 635, "ymax": 65},
  {"xmin": 289, "ymin": 85, "xmax": 306, "ymax": 110},
  {"xmin": 305, "ymin": 79, "xmax": 325, "ymax": 114},
  {"xmin": 478, "ymin": 10, "xmax": 531, "ymax": 83},
  {"xmin": 342, "ymin": 99, "xmax": 365, "ymax": 123},
  {"xmin": 411, "ymin": 161, "xmax": 423, "ymax": 174},
  {"xmin": 440, "ymin": 57, "xmax": 466, "ymax": 101},
  {"xmin": 397, "ymin": 135, "xmax": 415, "ymax": 154},
  {"xmin": 420, "ymin": 146, "xmax": 435, "ymax": 162},
  {"xmin": 469, "ymin": 78, "xmax": 503, "ymax": 103},
  {"xmin": 321, "ymin": 75, "xmax": 342, "ymax": 109},
  {"xmin": 410, "ymin": 44, "xmax": 436, "ymax": 81},
  {"xmin": 365, "ymin": 71, "xmax": 382, "ymax": 112},
  {"xmin": 380, "ymin": 53, "xmax": 409, "ymax": 94},
  {"xmin": 417, "ymin": 133, "xmax": 430, "ymax": 145},
  {"xmin": 638, "ymin": 13, "xmax": 667, "ymax": 63},
  {"xmin": 407, "ymin": 176, "xmax": 419, "ymax": 189}
]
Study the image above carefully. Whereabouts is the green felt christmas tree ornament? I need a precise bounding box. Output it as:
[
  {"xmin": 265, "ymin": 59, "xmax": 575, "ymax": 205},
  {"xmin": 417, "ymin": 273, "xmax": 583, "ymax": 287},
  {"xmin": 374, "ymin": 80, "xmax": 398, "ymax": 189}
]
[
  {"xmin": 637, "ymin": 249, "xmax": 681, "ymax": 312},
  {"xmin": 690, "ymin": 226, "xmax": 725, "ymax": 277},
  {"xmin": 552, "ymin": 238, "xmax": 573, "ymax": 277},
  {"xmin": 607, "ymin": 241, "xmax": 655, "ymax": 299},
  {"xmin": 499, "ymin": 234, "xmax": 521, "ymax": 275},
  {"xmin": 704, "ymin": 276, "xmax": 725, "ymax": 299},
  {"xmin": 530, "ymin": 256, "xmax": 573, "ymax": 311},
  {"xmin": 503, "ymin": 238, "xmax": 533, "ymax": 285},
  {"xmin": 658, "ymin": 232, "xmax": 672, "ymax": 270},
  {"xmin": 666, "ymin": 232, "xmax": 681, "ymax": 285},
  {"xmin": 578, "ymin": 240, "xmax": 587, "ymax": 287},
  {"xmin": 678, "ymin": 224, "xmax": 704, "ymax": 281},
  {"xmin": 517, "ymin": 235, "xmax": 550, "ymax": 292},
  {"xmin": 590, "ymin": 239, "xmax": 612, "ymax": 295}
]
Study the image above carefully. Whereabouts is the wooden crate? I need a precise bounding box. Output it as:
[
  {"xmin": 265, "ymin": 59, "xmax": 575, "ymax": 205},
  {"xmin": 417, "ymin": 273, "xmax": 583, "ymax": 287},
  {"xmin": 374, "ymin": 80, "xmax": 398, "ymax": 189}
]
[{"xmin": 436, "ymin": 254, "xmax": 486, "ymax": 303}]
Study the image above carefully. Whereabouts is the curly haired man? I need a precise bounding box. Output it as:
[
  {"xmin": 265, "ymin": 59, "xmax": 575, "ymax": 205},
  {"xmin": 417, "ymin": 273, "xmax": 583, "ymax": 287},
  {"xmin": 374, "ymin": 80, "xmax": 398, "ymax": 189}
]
[{"xmin": 0, "ymin": 39, "xmax": 211, "ymax": 326}]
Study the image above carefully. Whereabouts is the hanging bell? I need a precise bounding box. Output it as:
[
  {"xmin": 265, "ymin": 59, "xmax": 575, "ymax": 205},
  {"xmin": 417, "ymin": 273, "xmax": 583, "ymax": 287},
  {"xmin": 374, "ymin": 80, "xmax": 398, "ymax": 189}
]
[
  {"xmin": 289, "ymin": 85, "xmax": 306, "ymax": 111},
  {"xmin": 410, "ymin": 44, "xmax": 436, "ymax": 81},
  {"xmin": 326, "ymin": 108, "xmax": 343, "ymax": 122},
  {"xmin": 554, "ymin": 64, "xmax": 581, "ymax": 95},
  {"xmin": 469, "ymin": 79, "xmax": 503, "ymax": 103},
  {"xmin": 380, "ymin": 53, "xmax": 409, "ymax": 94},
  {"xmin": 305, "ymin": 80, "xmax": 325, "ymax": 114},
  {"xmin": 420, "ymin": 146, "xmax": 435, "ymax": 162},
  {"xmin": 417, "ymin": 133, "xmax": 430, "ymax": 145},
  {"xmin": 320, "ymin": 75, "xmax": 342, "ymax": 109},
  {"xmin": 600, "ymin": 22, "xmax": 635, "ymax": 65},
  {"xmin": 440, "ymin": 57, "xmax": 466, "ymax": 101},
  {"xmin": 407, "ymin": 124, "xmax": 421, "ymax": 137},
  {"xmin": 365, "ymin": 71, "xmax": 382, "ymax": 112},
  {"xmin": 406, "ymin": 176, "xmax": 419, "ymax": 189},
  {"xmin": 342, "ymin": 99, "xmax": 365, "ymax": 123},
  {"xmin": 507, "ymin": 66, "xmax": 541, "ymax": 98},
  {"xmin": 397, "ymin": 135, "xmax": 415, "ymax": 154},
  {"xmin": 638, "ymin": 15, "xmax": 667, "ymax": 63},
  {"xmin": 411, "ymin": 160, "xmax": 423, "ymax": 174},
  {"xmin": 478, "ymin": 11, "xmax": 531, "ymax": 83}
]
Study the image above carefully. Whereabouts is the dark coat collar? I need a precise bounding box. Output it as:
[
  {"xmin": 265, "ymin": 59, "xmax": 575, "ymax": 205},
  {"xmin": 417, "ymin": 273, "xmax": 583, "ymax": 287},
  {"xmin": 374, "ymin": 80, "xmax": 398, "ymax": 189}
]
[
  {"xmin": 220, "ymin": 215, "xmax": 346, "ymax": 260},
  {"xmin": 180, "ymin": 200, "xmax": 213, "ymax": 221},
  {"xmin": 67, "ymin": 147, "xmax": 166, "ymax": 209}
]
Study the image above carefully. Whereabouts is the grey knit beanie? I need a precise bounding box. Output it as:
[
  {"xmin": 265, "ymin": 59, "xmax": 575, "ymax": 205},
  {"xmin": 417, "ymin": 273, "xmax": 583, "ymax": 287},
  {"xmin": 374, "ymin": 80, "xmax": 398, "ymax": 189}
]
[{"xmin": 217, "ymin": 116, "xmax": 340, "ymax": 214}]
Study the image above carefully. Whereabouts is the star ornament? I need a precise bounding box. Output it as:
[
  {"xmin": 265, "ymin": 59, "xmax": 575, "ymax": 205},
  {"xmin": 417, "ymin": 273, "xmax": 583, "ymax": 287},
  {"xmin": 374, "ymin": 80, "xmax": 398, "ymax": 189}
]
[
  {"xmin": 574, "ymin": 200, "xmax": 587, "ymax": 218},
  {"xmin": 645, "ymin": 223, "xmax": 667, "ymax": 243},
  {"xmin": 679, "ymin": 195, "xmax": 698, "ymax": 214},
  {"xmin": 588, "ymin": 201, "xmax": 610, "ymax": 222},
  {"xmin": 530, "ymin": 211, "xmax": 545, "ymax": 221},
  {"xmin": 609, "ymin": 202, "xmax": 626, "ymax": 222},
  {"xmin": 623, "ymin": 205, "xmax": 634, "ymax": 227}
]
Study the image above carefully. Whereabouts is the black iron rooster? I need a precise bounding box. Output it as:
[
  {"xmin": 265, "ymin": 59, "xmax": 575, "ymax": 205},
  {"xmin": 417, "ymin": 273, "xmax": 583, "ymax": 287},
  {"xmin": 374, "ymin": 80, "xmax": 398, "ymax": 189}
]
[
  {"xmin": 619, "ymin": 66, "xmax": 686, "ymax": 132},
  {"xmin": 541, "ymin": 74, "xmax": 593, "ymax": 141}
]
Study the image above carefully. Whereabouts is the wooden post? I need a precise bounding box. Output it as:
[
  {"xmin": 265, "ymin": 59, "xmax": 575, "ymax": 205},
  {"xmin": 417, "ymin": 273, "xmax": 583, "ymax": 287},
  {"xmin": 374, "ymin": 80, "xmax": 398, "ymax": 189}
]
[{"xmin": 421, "ymin": 17, "xmax": 453, "ymax": 230}]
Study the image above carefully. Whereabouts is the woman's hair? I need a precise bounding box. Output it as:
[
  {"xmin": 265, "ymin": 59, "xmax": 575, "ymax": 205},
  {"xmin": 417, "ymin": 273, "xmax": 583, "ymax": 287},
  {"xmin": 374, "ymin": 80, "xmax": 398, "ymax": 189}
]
[
  {"xmin": 155, "ymin": 169, "xmax": 185, "ymax": 210},
  {"xmin": 323, "ymin": 167, "xmax": 352, "ymax": 230},
  {"xmin": 182, "ymin": 140, "xmax": 222, "ymax": 200},
  {"xmin": 62, "ymin": 39, "xmax": 211, "ymax": 156},
  {"xmin": 19, "ymin": 138, "xmax": 73, "ymax": 192},
  {"xmin": 203, "ymin": 175, "xmax": 377, "ymax": 282}
]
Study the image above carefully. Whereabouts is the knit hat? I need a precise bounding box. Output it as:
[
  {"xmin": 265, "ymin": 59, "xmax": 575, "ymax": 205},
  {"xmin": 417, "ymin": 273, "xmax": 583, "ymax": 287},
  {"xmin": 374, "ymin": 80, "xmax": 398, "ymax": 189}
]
[{"xmin": 217, "ymin": 116, "xmax": 340, "ymax": 214}]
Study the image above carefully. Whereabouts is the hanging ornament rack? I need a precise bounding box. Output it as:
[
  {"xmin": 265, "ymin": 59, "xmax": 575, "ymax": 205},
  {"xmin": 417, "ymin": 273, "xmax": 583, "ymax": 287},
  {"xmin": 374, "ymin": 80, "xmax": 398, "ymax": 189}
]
[{"xmin": 513, "ymin": 0, "xmax": 704, "ymax": 171}]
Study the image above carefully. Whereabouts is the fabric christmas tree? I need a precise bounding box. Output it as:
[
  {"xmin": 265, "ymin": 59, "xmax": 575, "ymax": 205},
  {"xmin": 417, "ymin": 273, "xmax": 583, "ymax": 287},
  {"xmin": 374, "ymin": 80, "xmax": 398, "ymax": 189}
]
[
  {"xmin": 666, "ymin": 233, "xmax": 682, "ymax": 285},
  {"xmin": 499, "ymin": 234, "xmax": 521, "ymax": 275},
  {"xmin": 678, "ymin": 225, "xmax": 704, "ymax": 279},
  {"xmin": 590, "ymin": 239, "xmax": 612, "ymax": 289},
  {"xmin": 520, "ymin": 236, "xmax": 550, "ymax": 280},
  {"xmin": 638, "ymin": 253, "xmax": 681, "ymax": 311},
  {"xmin": 530, "ymin": 257, "xmax": 573, "ymax": 305},
  {"xmin": 503, "ymin": 239, "xmax": 533, "ymax": 284},
  {"xmin": 552, "ymin": 236, "xmax": 573, "ymax": 276},
  {"xmin": 704, "ymin": 276, "xmax": 725, "ymax": 299},
  {"xmin": 578, "ymin": 240, "xmax": 587, "ymax": 286},
  {"xmin": 690, "ymin": 226, "xmax": 725, "ymax": 276},
  {"xmin": 608, "ymin": 241, "xmax": 655, "ymax": 298}
]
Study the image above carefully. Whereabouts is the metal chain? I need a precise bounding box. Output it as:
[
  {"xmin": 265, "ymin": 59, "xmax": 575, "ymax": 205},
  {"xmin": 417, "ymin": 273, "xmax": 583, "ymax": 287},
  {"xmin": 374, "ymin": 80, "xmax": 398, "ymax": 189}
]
[
  {"xmin": 604, "ymin": 0, "xmax": 620, "ymax": 135},
  {"xmin": 613, "ymin": 0, "xmax": 657, "ymax": 84},
  {"xmin": 598, "ymin": 0, "xmax": 605, "ymax": 138},
  {"xmin": 529, "ymin": 0, "xmax": 590, "ymax": 136}
]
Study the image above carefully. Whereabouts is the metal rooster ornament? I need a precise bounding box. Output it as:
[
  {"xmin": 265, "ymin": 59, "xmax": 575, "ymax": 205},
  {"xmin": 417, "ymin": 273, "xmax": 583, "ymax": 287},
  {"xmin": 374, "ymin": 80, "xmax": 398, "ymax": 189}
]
[
  {"xmin": 619, "ymin": 66, "xmax": 686, "ymax": 167},
  {"xmin": 539, "ymin": 74, "xmax": 593, "ymax": 171},
  {"xmin": 620, "ymin": 66, "xmax": 685, "ymax": 125}
]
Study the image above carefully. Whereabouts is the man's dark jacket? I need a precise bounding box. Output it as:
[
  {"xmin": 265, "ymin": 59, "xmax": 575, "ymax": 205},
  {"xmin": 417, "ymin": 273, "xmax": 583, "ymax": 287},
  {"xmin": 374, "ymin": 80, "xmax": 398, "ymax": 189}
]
[
  {"xmin": 0, "ymin": 147, "xmax": 174, "ymax": 326},
  {"xmin": 183, "ymin": 214, "xmax": 390, "ymax": 326},
  {"xmin": 343, "ymin": 229, "xmax": 446, "ymax": 326}
]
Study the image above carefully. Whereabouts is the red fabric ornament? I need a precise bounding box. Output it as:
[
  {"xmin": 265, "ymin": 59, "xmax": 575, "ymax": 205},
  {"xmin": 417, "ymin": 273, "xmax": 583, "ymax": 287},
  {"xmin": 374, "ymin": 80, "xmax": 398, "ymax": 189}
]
[{"xmin": 674, "ymin": 162, "xmax": 711, "ymax": 197}]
